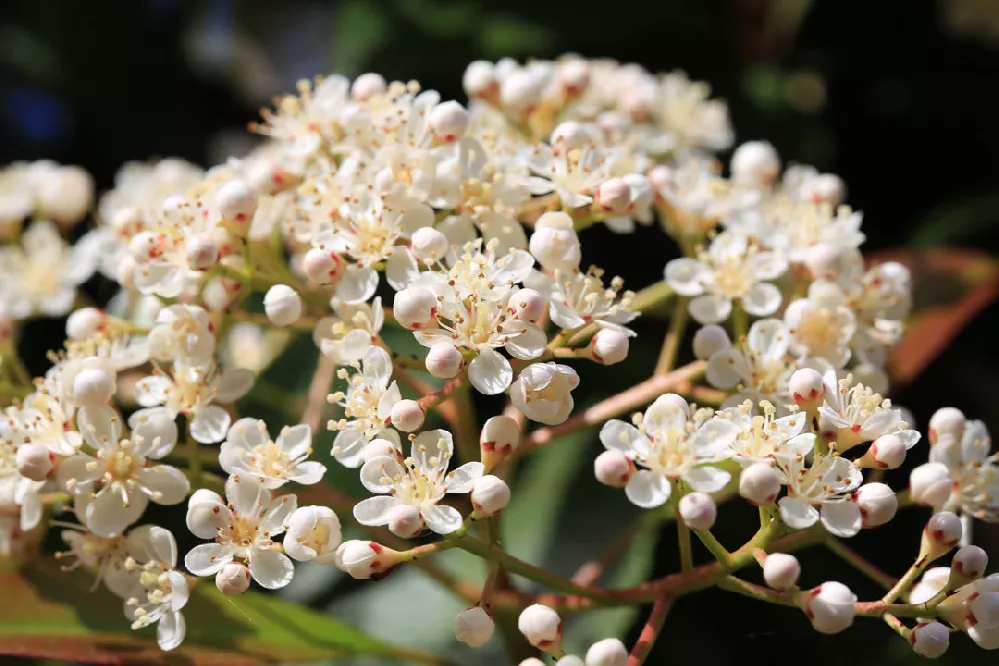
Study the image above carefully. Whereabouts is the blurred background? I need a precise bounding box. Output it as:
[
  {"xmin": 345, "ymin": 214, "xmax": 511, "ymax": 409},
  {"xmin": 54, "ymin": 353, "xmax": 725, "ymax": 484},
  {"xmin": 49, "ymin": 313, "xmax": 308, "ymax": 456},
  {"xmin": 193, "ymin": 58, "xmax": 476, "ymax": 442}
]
[{"xmin": 1, "ymin": 0, "xmax": 998, "ymax": 664}]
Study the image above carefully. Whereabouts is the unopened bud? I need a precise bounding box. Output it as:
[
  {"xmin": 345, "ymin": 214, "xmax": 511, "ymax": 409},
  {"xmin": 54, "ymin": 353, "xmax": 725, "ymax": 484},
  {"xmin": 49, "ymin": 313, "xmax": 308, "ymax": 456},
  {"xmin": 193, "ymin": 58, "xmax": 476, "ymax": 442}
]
[
  {"xmin": 693, "ymin": 324, "xmax": 730, "ymax": 360},
  {"xmin": 471, "ymin": 475, "xmax": 511, "ymax": 517},
  {"xmin": 648, "ymin": 393, "xmax": 690, "ymax": 419},
  {"xmin": 910, "ymin": 621, "xmax": 950, "ymax": 659},
  {"xmin": 463, "ymin": 61, "xmax": 497, "ymax": 99},
  {"xmin": 591, "ymin": 329, "xmax": 629, "ymax": 365},
  {"xmin": 798, "ymin": 581, "xmax": 856, "ymax": 634},
  {"xmin": 500, "ymin": 71, "xmax": 541, "ymax": 117},
  {"xmin": 556, "ymin": 657, "xmax": 584, "ymax": 666},
  {"xmin": 790, "ymin": 368, "xmax": 825, "ymax": 413},
  {"xmin": 387, "ymin": 505, "xmax": 424, "ymax": 539},
  {"xmin": 854, "ymin": 482, "xmax": 897, "ymax": 528},
  {"xmin": 518, "ymin": 604, "xmax": 562, "ymax": 652},
  {"xmin": 740, "ymin": 462, "xmax": 782, "ymax": 506},
  {"xmin": 16, "ymin": 442, "xmax": 52, "ymax": 481},
  {"xmin": 508, "ymin": 288, "xmax": 547, "ymax": 324},
  {"xmin": 264, "ymin": 284, "xmax": 302, "ymax": 327},
  {"xmin": 919, "ymin": 512, "xmax": 963, "ymax": 562},
  {"xmin": 216, "ymin": 180, "xmax": 258, "ymax": 232},
  {"xmin": 429, "ymin": 101, "xmax": 469, "ymax": 143},
  {"xmin": 480, "ymin": 415, "xmax": 520, "ymax": 467},
  {"xmin": 73, "ymin": 367, "xmax": 115, "ymax": 408},
  {"xmin": 910, "ymin": 463, "xmax": 952, "ymax": 509},
  {"xmin": 593, "ymin": 450, "xmax": 634, "ymax": 488},
  {"xmin": 185, "ymin": 232, "xmax": 220, "ymax": 270},
  {"xmin": 351, "ymin": 73, "xmax": 386, "ymax": 101},
  {"xmin": 678, "ymin": 492, "xmax": 716, "ymax": 531},
  {"xmin": 802, "ymin": 173, "xmax": 846, "ymax": 206},
  {"xmin": 215, "ymin": 562, "xmax": 251, "ymax": 596},
  {"xmin": 763, "ymin": 553, "xmax": 801, "ymax": 591},
  {"xmin": 557, "ymin": 59, "xmax": 590, "ymax": 96},
  {"xmin": 410, "ymin": 227, "xmax": 449, "ymax": 262},
  {"xmin": 66, "ymin": 308, "xmax": 106, "ymax": 341},
  {"xmin": 390, "ymin": 399, "xmax": 425, "ymax": 433},
  {"xmin": 585, "ymin": 638, "xmax": 628, "ymax": 666},
  {"xmin": 803, "ymin": 244, "xmax": 844, "ymax": 282},
  {"xmin": 730, "ymin": 140, "xmax": 780, "ymax": 187},
  {"xmin": 859, "ymin": 433, "xmax": 906, "ymax": 469},
  {"xmin": 530, "ymin": 212, "xmax": 580, "ymax": 273},
  {"xmin": 394, "ymin": 286, "xmax": 438, "ymax": 330},
  {"xmin": 551, "ymin": 121, "xmax": 592, "ymax": 153},
  {"xmin": 929, "ymin": 407, "xmax": 965, "ymax": 446},
  {"xmin": 595, "ymin": 178, "xmax": 631, "ymax": 215},
  {"xmin": 455, "ymin": 606, "xmax": 494, "ymax": 647},
  {"xmin": 303, "ymin": 248, "xmax": 345, "ymax": 285},
  {"xmin": 426, "ymin": 343, "xmax": 464, "ymax": 379},
  {"xmin": 35, "ymin": 165, "xmax": 93, "ymax": 227},
  {"xmin": 335, "ymin": 540, "xmax": 397, "ymax": 579},
  {"xmin": 952, "ymin": 544, "xmax": 988, "ymax": 581}
]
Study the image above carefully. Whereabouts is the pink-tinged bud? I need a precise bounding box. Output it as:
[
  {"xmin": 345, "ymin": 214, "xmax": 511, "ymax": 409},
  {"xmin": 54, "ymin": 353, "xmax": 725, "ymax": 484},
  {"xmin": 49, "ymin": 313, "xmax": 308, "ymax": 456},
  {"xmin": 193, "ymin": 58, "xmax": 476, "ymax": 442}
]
[
  {"xmin": 335, "ymin": 540, "xmax": 397, "ymax": 579},
  {"xmin": 387, "ymin": 505, "xmax": 424, "ymax": 539},
  {"xmin": 802, "ymin": 173, "xmax": 846, "ymax": 206},
  {"xmin": 216, "ymin": 180, "xmax": 258, "ymax": 232},
  {"xmin": 929, "ymin": 407, "xmax": 965, "ymax": 446},
  {"xmin": 798, "ymin": 581, "xmax": 856, "ymax": 634},
  {"xmin": 66, "ymin": 308, "xmax": 106, "ymax": 340},
  {"xmin": 595, "ymin": 178, "xmax": 631, "ymax": 215},
  {"xmin": 789, "ymin": 368, "xmax": 825, "ymax": 413},
  {"xmin": 585, "ymin": 638, "xmax": 628, "ymax": 666},
  {"xmin": 410, "ymin": 227, "xmax": 449, "ymax": 262},
  {"xmin": 730, "ymin": 140, "xmax": 780, "ymax": 187},
  {"xmin": 425, "ymin": 343, "xmax": 464, "ymax": 379},
  {"xmin": 455, "ymin": 606, "xmax": 494, "ymax": 647},
  {"xmin": 185, "ymin": 232, "xmax": 221, "ymax": 270},
  {"xmin": 952, "ymin": 545, "xmax": 988, "ymax": 581},
  {"xmin": 910, "ymin": 621, "xmax": 949, "ymax": 659},
  {"xmin": 390, "ymin": 399, "xmax": 425, "ymax": 433},
  {"xmin": 919, "ymin": 512, "xmax": 963, "ymax": 562},
  {"xmin": 471, "ymin": 475, "xmax": 511, "ymax": 517},
  {"xmin": 351, "ymin": 73, "xmax": 386, "ymax": 101},
  {"xmin": 72, "ymin": 367, "xmax": 115, "ymax": 409},
  {"xmin": 303, "ymin": 248, "xmax": 345, "ymax": 285},
  {"xmin": 763, "ymin": 553, "xmax": 801, "ymax": 591},
  {"xmin": 508, "ymin": 288, "xmax": 547, "ymax": 324},
  {"xmin": 463, "ymin": 61, "xmax": 497, "ymax": 99},
  {"xmin": 593, "ymin": 450, "xmax": 634, "ymax": 489},
  {"xmin": 557, "ymin": 59, "xmax": 590, "ymax": 96},
  {"xmin": 803, "ymin": 244, "xmax": 845, "ymax": 282},
  {"xmin": 854, "ymin": 482, "xmax": 897, "ymax": 528},
  {"xmin": 215, "ymin": 562, "xmax": 251, "ymax": 596},
  {"xmin": 551, "ymin": 121, "xmax": 592, "ymax": 153},
  {"xmin": 393, "ymin": 286, "xmax": 438, "ymax": 330},
  {"xmin": 591, "ymin": 329, "xmax": 629, "ymax": 366},
  {"xmin": 16, "ymin": 442, "xmax": 53, "ymax": 482},
  {"xmin": 264, "ymin": 284, "xmax": 302, "ymax": 327},
  {"xmin": 858, "ymin": 433, "xmax": 906, "ymax": 469},
  {"xmin": 518, "ymin": 604, "xmax": 562, "ymax": 652},
  {"xmin": 678, "ymin": 492, "xmax": 716, "ymax": 531},
  {"xmin": 910, "ymin": 463, "xmax": 952, "ymax": 509},
  {"xmin": 480, "ymin": 415, "xmax": 520, "ymax": 468},
  {"xmin": 692, "ymin": 324, "xmax": 730, "ymax": 360},
  {"xmin": 530, "ymin": 212, "xmax": 581, "ymax": 273},
  {"xmin": 500, "ymin": 71, "xmax": 542, "ymax": 118},
  {"xmin": 429, "ymin": 101, "xmax": 469, "ymax": 143},
  {"xmin": 739, "ymin": 462, "xmax": 782, "ymax": 506}
]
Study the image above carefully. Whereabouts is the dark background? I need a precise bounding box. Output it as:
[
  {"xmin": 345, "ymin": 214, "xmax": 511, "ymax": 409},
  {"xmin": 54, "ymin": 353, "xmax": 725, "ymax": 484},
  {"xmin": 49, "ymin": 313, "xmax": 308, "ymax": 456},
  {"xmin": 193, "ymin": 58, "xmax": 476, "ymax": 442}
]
[{"xmin": 1, "ymin": 0, "xmax": 997, "ymax": 664}]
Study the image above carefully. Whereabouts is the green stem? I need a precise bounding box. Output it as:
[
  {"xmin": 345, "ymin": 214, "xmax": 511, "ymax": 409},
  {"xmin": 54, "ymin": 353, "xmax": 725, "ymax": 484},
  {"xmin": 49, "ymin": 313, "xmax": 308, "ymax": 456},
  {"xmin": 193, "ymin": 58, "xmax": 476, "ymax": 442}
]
[
  {"xmin": 654, "ymin": 296, "xmax": 689, "ymax": 375},
  {"xmin": 882, "ymin": 556, "xmax": 930, "ymax": 604},
  {"xmin": 694, "ymin": 529, "xmax": 731, "ymax": 567}
]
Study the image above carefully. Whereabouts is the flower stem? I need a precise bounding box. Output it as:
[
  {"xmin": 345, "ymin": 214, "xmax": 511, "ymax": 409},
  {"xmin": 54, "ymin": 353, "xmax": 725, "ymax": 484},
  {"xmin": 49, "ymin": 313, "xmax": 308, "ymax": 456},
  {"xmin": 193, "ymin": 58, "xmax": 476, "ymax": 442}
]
[
  {"xmin": 882, "ymin": 556, "xmax": 929, "ymax": 604},
  {"xmin": 694, "ymin": 529, "xmax": 731, "ymax": 567},
  {"xmin": 677, "ymin": 520, "xmax": 694, "ymax": 572},
  {"xmin": 654, "ymin": 296, "xmax": 689, "ymax": 375},
  {"xmin": 628, "ymin": 591, "xmax": 673, "ymax": 665}
]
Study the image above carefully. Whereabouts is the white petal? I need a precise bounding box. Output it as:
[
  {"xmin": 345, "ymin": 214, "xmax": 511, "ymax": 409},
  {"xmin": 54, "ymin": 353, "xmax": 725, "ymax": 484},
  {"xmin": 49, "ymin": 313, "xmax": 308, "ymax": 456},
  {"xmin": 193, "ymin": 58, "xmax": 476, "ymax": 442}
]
[
  {"xmin": 277, "ymin": 424, "xmax": 312, "ymax": 458},
  {"xmin": 413, "ymin": 429, "xmax": 454, "ymax": 465},
  {"xmin": 664, "ymin": 258, "xmax": 708, "ymax": 296},
  {"xmin": 706, "ymin": 348, "xmax": 750, "ymax": 390},
  {"xmin": 190, "ymin": 405, "xmax": 231, "ymax": 444},
  {"xmin": 820, "ymin": 501, "xmax": 862, "ymax": 538},
  {"xmin": 86, "ymin": 488, "xmax": 147, "ymax": 537},
  {"xmin": 137, "ymin": 465, "xmax": 190, "ymax": 505},
  {"xmin": 422, "ymin": 504, "xmax": 464, "ymax": 534},
  {"xmin": 683, "ymin": 466, "xmax": 731, "ymax": 493},
  {"xmin": 600, "ymin": 420, "xmax": 646, "ymax": 457},
  {"xmin": 385, "ymin": 247, "xmax": 420, "ymax": 291},
  {"xmin": 689, "ymin": 294, "xmax": 732, "ymax": 324},
  {"xmin": 741, "ymin": 283, "xmax": 782, "ymax": 317},
  {"xmin": 377, "ymin": 381, "xmax": 402, "ymax": 421},
  {"xmin": 360, "ymin": 456, "xmax": 405, "ymax": 493},
  {"xmin": 336, "ymin": 266, "xmax": 379, "ymax": 304},
  {"xmin": 185, "ymin": 543, "xmax": 234, "ymax": 576},
  {"xmin": 260, "ymin": 494, "xmax": 297, "ymax": 534},
  {"xmin": 353, "ymin": 496, "xmax": 398, "ymax": 526},
  {"xmin": 168, "ymin": 571, "xmax": 189, "ymax": 611},
  {"xmin": 226, "ymin": 475, "xmax": 266, "ymax": 516},
  {"xmin": 214, "ymin": 368, "xmax": 255, "ymax": 403},
  {"xmin": 747, "ymin": 319, "xmax": 790, "ymax": 359},
  {"xmin": 289, "ymin": 461, "xmax": 326, "ymax": 485},
  {"xmin": 156, "ymin": 611, "xmax": 186, "ymax": 651},
  {"xmin": 248, "ymin": 548, "xmax": 295, "ymax": 590},
  {"xmin": 624, "ymin": 470, "xmax": 672, "ymax": 508},
  {"xmin": 860, "ymin": 410, "xmax": 900, "ymax": 439},
  {"xmin": 505, "ymin": 325, "xmax": 547, "ymax": 360},
  {"xmin": 468, "ymin": 349, "xmax": 513, "ymax": 395},
  {"xmin": 77, "ymin": 406, "xmax": 122, "ymax": 450},
  {"xmin": 362, "ymin": 346, "xmax": 393, "ymax": 388},
  {"xmin": 778, "ymin": 497, "xmax": 819, "ymax": 530},
  {"xmin": 689, "ymin": 419, "xmax": 738, "ymax": 458},
  {"xmin": 129, "ymin": 409, "xmax": 179, "ymax": 459},
  {"xmin": 135, "ymin": 376, "xmax": 171, "ymax": 407},
  {"xmin": 445, "ymin": 462, "xmax": 484, "ymax": 494}
]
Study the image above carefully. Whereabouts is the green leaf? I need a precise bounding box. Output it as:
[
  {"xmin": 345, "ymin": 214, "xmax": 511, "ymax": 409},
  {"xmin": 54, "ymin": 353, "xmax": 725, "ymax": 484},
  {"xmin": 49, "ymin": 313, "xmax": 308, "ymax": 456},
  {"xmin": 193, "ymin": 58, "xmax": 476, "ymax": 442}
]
[{"xmin": 0, "ymin": 561, "xmax": 442, "ymax": 665}]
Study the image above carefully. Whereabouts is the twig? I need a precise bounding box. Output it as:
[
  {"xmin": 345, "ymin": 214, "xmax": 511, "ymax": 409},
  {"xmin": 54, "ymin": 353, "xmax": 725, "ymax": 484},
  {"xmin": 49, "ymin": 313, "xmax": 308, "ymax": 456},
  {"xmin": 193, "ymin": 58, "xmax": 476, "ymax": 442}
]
[{"xmin": 628, "ymin": 592, "xmax": 673, "ymax": 665}]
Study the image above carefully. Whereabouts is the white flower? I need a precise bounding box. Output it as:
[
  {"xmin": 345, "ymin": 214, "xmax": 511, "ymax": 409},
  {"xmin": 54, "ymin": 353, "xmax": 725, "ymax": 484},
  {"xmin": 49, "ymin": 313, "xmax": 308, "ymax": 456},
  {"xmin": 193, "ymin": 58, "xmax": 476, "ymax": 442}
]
[
  {"xmin": 355, "ymin": 429, "xmax": 483, "ymax": 535},
  {"xmin": 220, "ymin": 418, "xmax": 325, "ymax": 489},
  {"xmin": 530, "ymin": 267, "xmax": 638, "ymax": 335},
  {"xmin": 185, "ymin": 475, "xmax": 297, "ymax": 590},
  {"xmin": 938, "ymin": 574, "xmax": 999, "ymax": 649},
  {"xmin": 817, "ymin": 371, "xmax": 920, "ymax": 452},
  {"xmin": 723, "ymin": 401, "xmax": 814, "ymax": 466},
  {"xmin": 705, "ymin": 319, "xmax": 794, "ymax": 407},
  {"xmin": 121, "ymin": 526, "xmax": 188, "ymax": 651},
  {"xmin": 510, "ymin": 363, "xmax": 579, "ymax": 426},
  {"xmin": 147, "ymin": 305, "xmax": 216, "ymax": 365},
  {"xmin": 783, "ymin": 282, "xmax": 856, "ymax": 368},
  {"xmin": 527, "ymin": 141, "xmax": 611, "ymax": 209},
  {"xmin": 283, "ymin": 505, "xmax": 343, "ymax": 564},
  {"xmin": 0, "ymin": 437, "xmax": 46, "ymax": 531},
  {"xmin": 252, "ymin": 76, "xmax": 351, "ymax": 158},
  {"xmin": 313, "ymin": 297, "xmax": 383, "ymax": 365},
  {"xmin": 599, "ymin": 395, "xmax": 735, "ymax": 508},
  {"xmin": 328, "ymin": 346, "xmax": 402, "ymax": 467},
  {"xmin": 134, "ymin": 363, "xmax": 254, "ymax": 444},
  {"xmin": 58, "ymin": 406, "xmax": 188, "ymax": 537},
  {"xmin": 57, "ymin": 525, "xmax": 137, "ymax": 597},
  {"xmin": 654, "ymin": 70, "xmax": 734, "ymax": 153},
  {"xmin": 664, "ymin": 231, "xmax": 786, "ymax": 324},
  {"xmin": 777, "ymin": 455, "xmax": 863, "ymax": 537},
  {"xmin": 925, "ymin": 420, "xmax": 999, "ymax": 523}
]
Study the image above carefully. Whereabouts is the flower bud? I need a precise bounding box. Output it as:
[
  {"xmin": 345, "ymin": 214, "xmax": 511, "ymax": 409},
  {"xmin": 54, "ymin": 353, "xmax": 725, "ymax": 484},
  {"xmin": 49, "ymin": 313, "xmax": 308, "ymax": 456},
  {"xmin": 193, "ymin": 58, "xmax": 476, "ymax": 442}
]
[
  {"xmin": 426, "ymin": 343, "xmax": 464, "ymax": 379},
  {"xmin": 303, "ymin": 248, "xmax": 345, "ymax": 285},
  {"xmin": 919, "ymin": 512, "xmax": 963, "ymax": 562},
  {"xmin": 283, "ymin": 505, "xmax": 343, "ymax": 564},
  {"xmin": 730, "ymin": 140, "xmax": 780, "ymax": 187},
  {"xmin": 910, "ymin": 463, "xmax": 952, "ymax": 509},
  {"xmin": 952, "ymin": 544, "xmax": 988, "ymax": 581},
  {"xmin": 799, "ymin": 581, "xmax": 857, "ymax": 634},
  {"xmin": 185, "ymin": 232, "xmax": 220, "ymax": 270},
  {"xmin": 556, "ymin": 657, "xmax": 584, "ymax": 666},
  {"xmin": 679, "ymin": 492, "xmax": 716, "ymax": 531},
  {"xmin": 351, "ymin": 72, "xmax": 386, "ymax": 101},
  {"xmin": 73, "ymin": 367, "xmax": 115, "ymax": 408},
  {"xmin": 803, "ymin": 244, "xmax": 844, "ymax": 282},
  {"xmin": 471, "ymin": 475, "xmax": 511, "ymax": 517},
  {"xmin": 739, "ymin": 462, "xmax": 782, "ymax": 506},
  {"xmin": 463, "ymin": 61, "xmax": 497, "ymax": 99},
  {"xmin": 910, "ymin": 567, "xmax": 951, "ymax": 605},
  {"xmin": 910, "ymin": 621, "xmax": 949, "ymax": 659},
  {"xmin": 763, "ymin": 553, "xmax": 801, "ymax": 591},
  {"xmin": 264, "ymin": 284, "xmax": 302, "ymax": 327},
  {"xmin": 35, "ymin": 165, "xmax": 93, "ymax": 227},
  {"xmin": 789, "ymin": 368, "xmax": 825, "ymax": 413},
  {"xmin": 649, "ymin": 393, "xmax": 690, "ymax": 418},
  {"xmin": 853, "ymin": 482, "xmax": 897, "ymax": 528},
  {"xmin": 216, "ymin": 180, "xmax": 258, "ymax": 231},
  {"xmin": 518, "ymin": 660, "xmax": 546, "ymax": 666},
  {"xmin": 518, "ymin": 604, "xmax": 562, "ymax": 651},
  {"xmin": 802, "ymin": 173, "xmax": 846, "ymax": 206},
  {"xmin": 410, "ymin": 227, "xmax": 449, "ymax": 262},
  {"xmin": 595, "ymin": 178, "xmax": 631, "ymax": 215},
  {"xmin": 508, "ymin": 288, "xmax": 547, "ymax": 324},
  {"xmin": 551, "ymin": 121, "xmax": 592, "ymax": 153},
  {"xmin": 510, "ymin": 363, "xmax": 579, "ymax": 425},
  {"xmin": 455, "ymin": 606, "xmax": 494, "ymax": 647},
  {"xmin": 530, "ymin": 212, "xmax": 581, "ymax": 273},
  {"xmin": 590, "ymin": 329, "xmax": 629, "ymax": 366},
  {"xmin": 215, "ymin": 562, "xmax": 251, "ymax": 596},
  {"xmin": 859, "ymin": 433, "xmax": 906, "ymax": 469},
  {"xmin": 66, "ymin": 308, "xmax": 106, "ymax": 341},
  {"xmin": 929, "ymin": 407, "xmax": 965, "ymax": 446},
  {"xmin": 387, "ymin": 504, "xmax": 425, "ymax": 539},
  {"xmin": 394, "ymin": 286, "xmax": 438, "ymax": 330},
  {"xmin": 390, "ymin": 399, "xmax": 425, "ymax": 433},
  {"xmin": 15, "ymin": 442, "xmax": 52, "ymax": 481},
  {"xmin": 692, "ymin": 324, "xmax": 730, "ymax": 360},
  {"xmin": 429, "ymin": 101, "xmax": 469, "ymax": 143},
  {"xmin": 968, "ymin": 622, "xmax": 999, "ymax": 650},
  {"xmin": 585, "ymin": 638, "xmax": 628, "ymax": 666},
  {"xmin": 594, "ymin": 450, "xmax": 634, "ymax": 488},
  {"xmin": 335, "ymin": 540, "xmax": 396, "ymax": 579},
  {"xmin": 128, "ymin": 231, "xmax": 160, "ymax": 263},
  {"xmin": 557, "ymin": 59, "xmax": 590, "ymax": 96},
  {"xmin": 500, "ymin": 71, "xmax": 541, "ymax": 117},
  {"xmin": 480, "ymin": 415, "xmax": 520, "ymax": 469}
]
